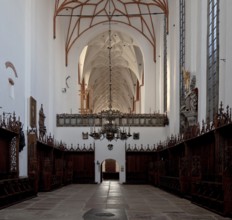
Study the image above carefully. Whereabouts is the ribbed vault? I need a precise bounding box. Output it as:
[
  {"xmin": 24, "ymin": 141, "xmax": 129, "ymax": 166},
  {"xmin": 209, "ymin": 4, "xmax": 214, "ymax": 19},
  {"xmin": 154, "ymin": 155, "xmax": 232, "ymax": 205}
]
[
  {"xmin": 82, "ymin": 30, "xmax": 141, "ymax": 113},
  {"xmin": 54, "ymin": 0, "xmax": 169, "ymax": 65}
]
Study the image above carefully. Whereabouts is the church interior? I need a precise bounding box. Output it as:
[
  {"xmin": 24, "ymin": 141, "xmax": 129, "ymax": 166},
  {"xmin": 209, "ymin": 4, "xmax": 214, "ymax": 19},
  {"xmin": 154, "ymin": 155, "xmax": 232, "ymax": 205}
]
[{"xmin": 1, "ymin": 0, "xmax": 232, "ymax": 219}]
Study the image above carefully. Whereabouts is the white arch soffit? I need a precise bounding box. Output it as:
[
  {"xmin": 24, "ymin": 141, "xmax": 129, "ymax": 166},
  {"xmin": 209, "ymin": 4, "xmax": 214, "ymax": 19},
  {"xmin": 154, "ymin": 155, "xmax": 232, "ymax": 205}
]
[{"xmin": 79, "ymin": 46, "xmax": 88, "ymax": 79}]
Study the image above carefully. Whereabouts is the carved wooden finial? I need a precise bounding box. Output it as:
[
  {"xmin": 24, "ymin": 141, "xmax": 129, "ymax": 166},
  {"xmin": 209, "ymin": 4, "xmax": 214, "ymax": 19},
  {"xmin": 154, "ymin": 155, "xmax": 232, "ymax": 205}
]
[
  {"xmin": 201, "ymin": 119, "xmax": 205, "ymax": 134},
  {"xmin": 219, "ymin": 101, "xmax": 224, "ymax": 116},
  {"xmin": 230, "ymin": 108, "xmax": 232, "ymax": 123}
]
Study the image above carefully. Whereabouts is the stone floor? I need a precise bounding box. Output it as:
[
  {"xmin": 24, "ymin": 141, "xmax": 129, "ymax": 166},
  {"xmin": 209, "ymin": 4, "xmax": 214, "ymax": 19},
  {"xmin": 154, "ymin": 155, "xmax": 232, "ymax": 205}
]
[{"xmin": 0, "ymin": 181, "xmax": 231, "ymax": 220}]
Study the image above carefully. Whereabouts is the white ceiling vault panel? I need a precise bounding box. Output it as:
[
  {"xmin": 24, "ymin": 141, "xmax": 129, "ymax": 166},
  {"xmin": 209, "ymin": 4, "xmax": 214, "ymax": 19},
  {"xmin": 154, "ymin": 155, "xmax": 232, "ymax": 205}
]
[{"xmin": 54, "ymin": 0, "xmax": 169, "ymax": 113}]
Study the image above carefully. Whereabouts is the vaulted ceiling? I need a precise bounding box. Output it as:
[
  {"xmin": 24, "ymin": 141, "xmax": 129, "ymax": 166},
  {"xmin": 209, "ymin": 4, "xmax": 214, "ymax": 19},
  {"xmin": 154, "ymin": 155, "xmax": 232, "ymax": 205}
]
[
  {"xmin": 54, "ymin": 0, "xmax": 168, "ymax": 113},
  {"xmin": 83, "ymin": 30, "xmax": 141, "ymax": 113}
]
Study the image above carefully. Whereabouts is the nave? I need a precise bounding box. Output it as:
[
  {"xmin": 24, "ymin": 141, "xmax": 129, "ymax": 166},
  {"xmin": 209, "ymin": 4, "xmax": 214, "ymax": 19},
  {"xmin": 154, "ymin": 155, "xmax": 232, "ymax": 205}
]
[{"xmin": 0, "ymin": 181, "xmax": 230, "ymax": 220}]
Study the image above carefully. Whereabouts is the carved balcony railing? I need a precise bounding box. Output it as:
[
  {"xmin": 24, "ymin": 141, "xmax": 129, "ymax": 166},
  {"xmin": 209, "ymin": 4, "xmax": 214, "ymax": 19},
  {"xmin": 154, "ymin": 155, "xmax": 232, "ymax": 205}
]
[{"xmin": 56, "ymin": 112, "xmax": 169, "ymax": 127}]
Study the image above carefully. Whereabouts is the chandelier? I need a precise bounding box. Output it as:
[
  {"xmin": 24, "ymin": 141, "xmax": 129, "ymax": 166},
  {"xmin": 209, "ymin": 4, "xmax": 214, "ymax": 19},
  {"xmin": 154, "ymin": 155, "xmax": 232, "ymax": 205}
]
[
  {"xmin": 89, "ymin": 109, "xmax": 132, "ymax": 142},
  {"xmin": 89, "ymin": 1, "xmax": 132, "ymax": 142}
]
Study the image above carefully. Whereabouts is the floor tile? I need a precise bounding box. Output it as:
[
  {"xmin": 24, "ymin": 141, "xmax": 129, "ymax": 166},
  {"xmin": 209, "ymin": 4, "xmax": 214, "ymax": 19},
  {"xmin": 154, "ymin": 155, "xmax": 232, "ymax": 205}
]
[{"xmin": 0, "ymin": 181, "xmax": 231, "ymax": 220}]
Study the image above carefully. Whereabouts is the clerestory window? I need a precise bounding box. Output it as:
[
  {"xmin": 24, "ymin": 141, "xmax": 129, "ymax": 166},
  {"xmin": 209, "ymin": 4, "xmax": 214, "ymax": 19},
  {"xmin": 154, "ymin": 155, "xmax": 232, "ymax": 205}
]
[{"xmin": 207, "ymin": 0, "xmax": 219, "ymax": 121}]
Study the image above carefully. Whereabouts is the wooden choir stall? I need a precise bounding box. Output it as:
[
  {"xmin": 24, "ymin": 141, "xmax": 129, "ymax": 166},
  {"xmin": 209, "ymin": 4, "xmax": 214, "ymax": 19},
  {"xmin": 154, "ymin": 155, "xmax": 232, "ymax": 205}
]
[
  {"xmin": 124, "ymin": 103, "xmax": 232, "ymax": 217},
  {"xmin": 27, "ymin": 105, "xmax": 95, "ymax": 193},
  {"xmin": 0, "ymin": 112, "xmax": 35, "ymax": 209},
  {"xmin": 146, "ymin": 103, "xmax": 232, "ymax": 217}
]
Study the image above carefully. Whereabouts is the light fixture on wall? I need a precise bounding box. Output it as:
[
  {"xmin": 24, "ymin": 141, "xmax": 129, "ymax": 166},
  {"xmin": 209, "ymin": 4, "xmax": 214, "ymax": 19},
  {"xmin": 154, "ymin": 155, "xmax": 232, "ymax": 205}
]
[{"xmin": 89, "ymin": 1, "xmax": 132, "ymax": 142}]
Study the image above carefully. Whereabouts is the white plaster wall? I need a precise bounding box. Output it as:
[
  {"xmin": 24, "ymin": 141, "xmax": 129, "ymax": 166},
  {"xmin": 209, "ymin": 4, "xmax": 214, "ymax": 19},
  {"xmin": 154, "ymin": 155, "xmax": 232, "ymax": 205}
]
[
  {"xmin": 185, "ymin": 0, "xmax": 208, "ymax": 123},
  {"xmin": 53, "ymin": 17, "xmax": 73, "ymax": 127},
  {"xmin": 195, "ymin": 0, "xmax": 208, "ymax": 123},
  {"xmin": 23, "ymin": 0, "xmax": 59, "ymax": 177},
  {"xmin": 185, "ymin": 1, "xmax": 192, "ymax": 71},
  {"xmin": 219, "ymin": 1, "xmax": 226, "ymax": 104},
  {"xmin": 0, "ymin": 0, "xmax": 26, "ymax": 119},
  {"xmin": 56, "ymin": 126, "xmax": 167, "ymax": 148},
  {"xmin": 166, "ymin": 0, "xmax": 180, "ymax": 136},
  {"xmin": 0, "ymin": 0, "xmax": 28, "ymax": 176},
  {"xmin": 52, "ymin": 14, "xmax": 80, "ymax": 117},
  {"xmin": 220, "ymin": 0, "xmax": 232, "ymax": 108},
  {"xmin": 0, "ymin": 0, "xmax": 64, "ymax": 176},
  {"xmin": 156, "ymin": 15, "xmax": 165, "ymax": 113},
  {"xmin": 29, "ymin": 0, "xmax": 57, "ymax": 134},
  {"xmin": 95, "ymin": 140, "xmax": 126, "ymax": 184},
  {"xmin": 185, "ymin": 1, "xmax": 198, "ymax": 74},
  {"xmin": 26, "ymin": 0, "xmax": 70, "ymax": 135}
]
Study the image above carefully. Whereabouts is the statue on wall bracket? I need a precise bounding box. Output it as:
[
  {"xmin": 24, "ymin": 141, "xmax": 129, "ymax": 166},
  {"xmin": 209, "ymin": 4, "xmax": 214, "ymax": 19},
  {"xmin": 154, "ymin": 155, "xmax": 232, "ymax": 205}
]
[
  {"xmin": 39, "ymin": 104, "xmax": 47, "ymax": 140},
  {"xmin": 180, "ymin": 69, "xmax": 198, "ymax": 133}
]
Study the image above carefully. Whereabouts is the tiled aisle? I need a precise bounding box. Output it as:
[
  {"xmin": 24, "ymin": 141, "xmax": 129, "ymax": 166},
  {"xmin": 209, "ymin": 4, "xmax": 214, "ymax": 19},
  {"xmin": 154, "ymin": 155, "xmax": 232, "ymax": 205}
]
[{"xmin": 0, "ymin": 181, "xmax": 231, "ymax": 220}]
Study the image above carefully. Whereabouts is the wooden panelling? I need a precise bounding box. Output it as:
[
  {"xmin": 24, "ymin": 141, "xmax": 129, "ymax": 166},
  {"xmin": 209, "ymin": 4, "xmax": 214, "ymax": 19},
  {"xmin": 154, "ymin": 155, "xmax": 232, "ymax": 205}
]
[
  {"xmin": 28, "ymin": 132, "xmax": 95, "ymax": 190},
  {"xmin": 142, "ymin": 123, "xmax": 232, "ymax": 217},
  {"xmin": 0, "ymin": 139, "xmax": 9, "ymax": 178},
  {"xmin": 0, "ymin": 121, "xmax": 35, "ymax": 209},
  {"xmin": 126, "ymin": 152, "xmax": 155, "ymax": 184},
  {"xmin": 72, "ymin": 152, "xmax": 94, "ymax": 184}
]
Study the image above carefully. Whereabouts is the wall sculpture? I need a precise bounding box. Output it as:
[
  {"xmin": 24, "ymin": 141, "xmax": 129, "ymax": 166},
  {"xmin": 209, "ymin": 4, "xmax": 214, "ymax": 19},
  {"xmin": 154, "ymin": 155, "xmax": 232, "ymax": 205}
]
[{"xmin": 180, "ymin": 70, "xmax": 198, "ymax": 133}]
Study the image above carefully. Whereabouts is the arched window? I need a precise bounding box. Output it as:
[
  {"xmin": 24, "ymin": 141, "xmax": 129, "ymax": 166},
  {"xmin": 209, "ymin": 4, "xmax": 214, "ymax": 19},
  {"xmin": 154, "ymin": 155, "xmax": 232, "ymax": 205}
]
[
  {"xmin": 179, "ymin": 0, "xmax": 185, "ymax": 107},
  {"xmin": 207, "ymin": 0, "xmax": 219, "ymax": 121},
  {"xmin": 179, "ymin": 0, "xmax": 186, "ymax": 133}
]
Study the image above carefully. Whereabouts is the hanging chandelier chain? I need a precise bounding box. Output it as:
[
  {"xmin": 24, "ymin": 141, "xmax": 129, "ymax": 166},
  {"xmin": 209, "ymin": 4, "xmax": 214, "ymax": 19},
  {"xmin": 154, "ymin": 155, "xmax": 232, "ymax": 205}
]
[
  {"xmin": 108, "ymin": 0, "xmax": 112, "ymax": 110},
  {"xmin": 89, "ymin": 0, "xmax": 132, "ymax": 142}
]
